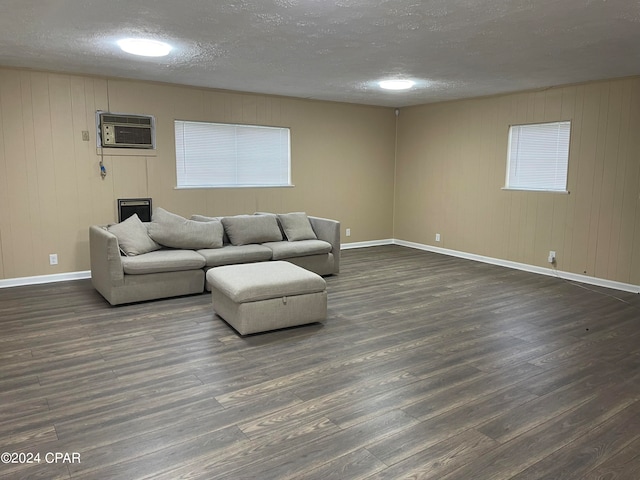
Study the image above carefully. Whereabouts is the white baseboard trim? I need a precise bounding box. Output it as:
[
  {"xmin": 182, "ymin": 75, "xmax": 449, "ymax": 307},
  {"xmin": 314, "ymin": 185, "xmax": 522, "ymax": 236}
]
[
  {"xmin": 0, "ymin": 270, "xmax": 91, "ymax": 289},
  {"xmin": 393, "ymin": 239, "xmax": 640, "ymax": 294},
  {"xmin": 341, "ymin": 239, "xmax": 394, "ymax": 250},
  {"xmin": 2, "ymin": 240, "xmax": 638, "ymax": 294}
]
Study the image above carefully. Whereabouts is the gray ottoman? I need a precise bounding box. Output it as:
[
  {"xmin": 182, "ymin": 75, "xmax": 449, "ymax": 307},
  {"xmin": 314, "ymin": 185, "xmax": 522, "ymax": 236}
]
[{"xmin": 206, "ymin": 261, "xmax": 327, "ymax": 335}]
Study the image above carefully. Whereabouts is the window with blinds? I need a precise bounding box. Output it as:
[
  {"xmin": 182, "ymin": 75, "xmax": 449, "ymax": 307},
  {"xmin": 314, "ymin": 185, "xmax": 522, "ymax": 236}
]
[
  {"xmin": 175, "ymin": 120, "xmax": 291, "ymax": 188},
  {"xmin": 505, "ymin": 121, "xmax": 571, "ymax": 192}
]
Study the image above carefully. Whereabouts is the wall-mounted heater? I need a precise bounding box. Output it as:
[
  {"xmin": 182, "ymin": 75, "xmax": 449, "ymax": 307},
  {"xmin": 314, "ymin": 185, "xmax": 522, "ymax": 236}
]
[{"xmin": 118, "ymin": 198, "xmax": 152, "ymax": 223}]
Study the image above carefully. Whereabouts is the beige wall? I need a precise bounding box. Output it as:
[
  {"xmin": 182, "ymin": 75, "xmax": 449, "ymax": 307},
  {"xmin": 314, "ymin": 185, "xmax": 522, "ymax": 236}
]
[
  {"xmin": 394, "ymin": 76, "xmax": 640, "ymax": 286},
  {"xmin": 2, "ymin": 66, "xmax": 638, "ymax": 288},
  {"xmin": 0, "ymin": 68, "xmax": 396, "ymax": 280}
]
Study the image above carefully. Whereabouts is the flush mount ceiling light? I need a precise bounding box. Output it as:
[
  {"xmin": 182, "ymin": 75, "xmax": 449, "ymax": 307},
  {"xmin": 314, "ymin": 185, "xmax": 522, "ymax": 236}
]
[
  {"xmin": 117, "ymin": 38, "xmax": 172, "ymax": 57},
  {"xmin": 378, "ymin": 79, "xmax": 415, "ymax": 90}
]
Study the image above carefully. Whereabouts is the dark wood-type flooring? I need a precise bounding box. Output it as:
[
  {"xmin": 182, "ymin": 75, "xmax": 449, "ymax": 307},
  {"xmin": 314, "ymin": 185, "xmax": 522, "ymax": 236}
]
[{"xmin": 1, "ymin": 245, "xmax": 639, "ymax": 479}]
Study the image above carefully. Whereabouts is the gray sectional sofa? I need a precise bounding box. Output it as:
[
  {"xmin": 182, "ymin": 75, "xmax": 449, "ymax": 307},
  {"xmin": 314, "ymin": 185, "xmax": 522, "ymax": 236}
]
[{"xmin": 89, "ymin": 208, "xmax": 340, "ymax": 305}]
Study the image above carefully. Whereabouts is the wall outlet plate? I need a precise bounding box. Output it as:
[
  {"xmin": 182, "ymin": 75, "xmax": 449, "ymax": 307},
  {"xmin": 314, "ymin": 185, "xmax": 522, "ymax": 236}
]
[
  {"xmin": 435, "ymin": 233, "xmax": 441, "ymax": 242},
  {"xmin": 49, "ymin": 254, "xmax": 58, "ymax": 265}
]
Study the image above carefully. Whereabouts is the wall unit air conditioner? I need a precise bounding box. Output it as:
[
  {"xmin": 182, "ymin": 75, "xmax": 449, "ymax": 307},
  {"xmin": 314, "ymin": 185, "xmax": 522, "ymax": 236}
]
[{"xmin": 98, "ymin": 112, "xmax": 155, "ymax": 148}]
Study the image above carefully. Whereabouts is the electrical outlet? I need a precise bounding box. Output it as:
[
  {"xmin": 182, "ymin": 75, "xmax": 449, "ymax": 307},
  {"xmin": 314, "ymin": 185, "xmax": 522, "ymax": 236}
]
[
  {"xmin": 548, "ymin": 251, "xmax": 556, "ymax": 264},
  {"xmin": 49, "ymin": 254, "xmax": 58, "ymax": 265},
  {"xmin": 81, "ymin": 130, "xmax": 90, "ymax": 141},
  {"xmin": 345, "ymin": 228, "xmax": 351, "ymax": 237},
  {"xmin": 435, "ymin": 233, "xmax": 441, "ymax": 242}
]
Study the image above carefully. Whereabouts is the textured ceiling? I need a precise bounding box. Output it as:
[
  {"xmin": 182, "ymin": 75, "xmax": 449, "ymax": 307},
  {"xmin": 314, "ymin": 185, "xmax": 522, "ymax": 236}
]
[{"xmin": 0, "ymin": 0, "xmax": 639, "ymax": 107}]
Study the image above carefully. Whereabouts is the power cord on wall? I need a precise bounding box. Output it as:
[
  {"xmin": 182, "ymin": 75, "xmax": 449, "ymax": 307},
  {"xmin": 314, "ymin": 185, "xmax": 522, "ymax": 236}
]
[
  {"xmin": 99, "ymin": 152, "xmax": 107, "ymax": 179},
  {"xmin": 99, "ymin": 129, "xmax": 107, "ymax": 180},
  {"xmin": 98, "ymin": 84, "xmax": 110, "ymax": 180}
]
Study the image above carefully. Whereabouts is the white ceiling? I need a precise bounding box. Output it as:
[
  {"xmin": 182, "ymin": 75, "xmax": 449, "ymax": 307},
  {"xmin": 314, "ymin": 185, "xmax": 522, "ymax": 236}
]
[{"xmin": 1, "ymin": 0, "xmax": 639, "ymax": 107}]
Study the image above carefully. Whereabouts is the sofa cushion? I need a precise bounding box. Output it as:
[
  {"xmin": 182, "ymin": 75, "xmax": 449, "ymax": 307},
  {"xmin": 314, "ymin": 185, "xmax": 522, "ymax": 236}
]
[
  {"xmin": 107, "ymin": 214, "xmax": 160, "ymax": 256},
  {"xmin": 277, "ymin": 212, "xmax": 317, "ymax": 241},
  {"xmin": 253, "ymin": 212, "xmax": 286, "ymax": 238},
  {"xmin": 191, "ymin": 214, "xmax": 220, "ymax": 222},
  {"xmin": 221, "ymin": 214, "xmax": 282, "ymax": 246},
  {"xmin": 197, "ymin": 244, "xmax": 273, "ymax": 267},
  {"xmin": 121, "ymin": 249, "xmax": 206, "ymax": 275},
  {"xmin": 148, "ymin": 208, "xmax": 224, "ymax": 249},
  {"xmin": 263, "ymin": 239, "xmax": 332, "ymax": 260},
  {"xmin": 191, "ymin": 214, "xmax": 230, "ymax": 244}
]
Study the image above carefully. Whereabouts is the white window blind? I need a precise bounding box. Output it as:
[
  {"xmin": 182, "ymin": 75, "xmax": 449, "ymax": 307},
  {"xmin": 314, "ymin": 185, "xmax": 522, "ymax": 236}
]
[
  {"xmin": 175, "ymin": 120, "xmax": 291, "ymax": 188},
  {"xmin": 505, "ymin": 121, "xmax": 571, "ymax": 192}
]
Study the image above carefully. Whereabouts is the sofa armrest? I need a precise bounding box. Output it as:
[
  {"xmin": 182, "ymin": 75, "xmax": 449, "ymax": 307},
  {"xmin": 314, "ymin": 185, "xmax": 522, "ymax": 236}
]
[
  {"xmin": 308, "ymin": 216, "xmax": 340, "ymax": 273},
  {"xmin": 89, "ymin": 226, "xmax": 125, "ymax": 295}
]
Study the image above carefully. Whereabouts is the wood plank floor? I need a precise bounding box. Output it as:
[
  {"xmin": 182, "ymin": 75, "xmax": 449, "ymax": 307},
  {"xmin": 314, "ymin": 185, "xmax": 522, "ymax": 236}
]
[{"xmin": 1, "ymin": 245, "xmax": 639, "ymax": 479}]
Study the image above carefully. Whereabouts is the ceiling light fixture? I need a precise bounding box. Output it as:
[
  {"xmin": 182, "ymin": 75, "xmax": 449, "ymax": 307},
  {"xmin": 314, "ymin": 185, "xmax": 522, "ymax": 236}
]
[
  {"xmin": 117, "ymin": 38, "xmax": 172, "ymax": 57},
  {"xmin": 379, "ymin": 79, "xmax": 415, "ymax": 91}
]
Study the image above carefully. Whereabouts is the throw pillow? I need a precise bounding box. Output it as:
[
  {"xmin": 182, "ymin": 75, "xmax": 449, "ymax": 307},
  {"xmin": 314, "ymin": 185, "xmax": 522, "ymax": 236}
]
[
  {"xmin": 107, "ymin": 214, "xmax": 160, "ymax": 256},
  {"xmin": 221, "ymin": 214, "xmax": 283, "ymax": 246},
  {"xmin": 148, "ymin": 207, "xmax": 224, "ymax": 249},
  {"xmin": 277, "ymin": 212, "xmax": 317, "ymax": 241}
]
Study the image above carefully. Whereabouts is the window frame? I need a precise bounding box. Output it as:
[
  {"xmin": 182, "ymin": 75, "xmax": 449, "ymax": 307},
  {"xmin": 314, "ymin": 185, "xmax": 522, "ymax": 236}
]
[
  {"xmin": 503, "ymin": 120, "xmax": 571, "ymax": 194},
  {"xmin": 174, "ymin": 119, "xmax": 292, "ymax": 189}
]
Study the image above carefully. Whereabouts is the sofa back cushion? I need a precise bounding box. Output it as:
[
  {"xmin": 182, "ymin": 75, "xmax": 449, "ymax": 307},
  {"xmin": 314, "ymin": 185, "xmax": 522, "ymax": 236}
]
[
  {"xmin": 191, "ymin": 214, "xmax": 230, "ymax": 244},
  {"xmin": 148, "ymin": 208, "xmax": 224, "ymax": 249},
  {"xmin": 277, "ymin": 212, "xmax": 318, "ymax": 241},
  {"xmin": 221, "ymin": 214, "xmax": 283, "ymax": 246},
  {"xmin": 107, "ymin": 213, "xmax": 160, "ymax": 256}
]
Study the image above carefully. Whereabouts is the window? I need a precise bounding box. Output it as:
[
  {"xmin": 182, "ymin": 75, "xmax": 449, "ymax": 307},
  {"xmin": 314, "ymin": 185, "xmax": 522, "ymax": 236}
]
[
  {"xmin": 505, "ymin": 121, "xmax": 571, "ymax": 192},
  {"xmin": 175, "ymin": 120, "xmax": 291, "ymax": 188}
]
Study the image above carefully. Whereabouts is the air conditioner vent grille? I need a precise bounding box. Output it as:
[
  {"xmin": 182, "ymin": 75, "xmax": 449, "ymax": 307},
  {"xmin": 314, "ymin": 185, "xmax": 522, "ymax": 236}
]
[{"xmin": 101, "ymin": 114, "xmax": 152, "ymax": 126}]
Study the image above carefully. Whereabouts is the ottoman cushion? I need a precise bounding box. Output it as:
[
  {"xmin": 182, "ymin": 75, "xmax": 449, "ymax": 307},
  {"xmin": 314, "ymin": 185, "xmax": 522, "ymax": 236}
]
[{"xmin": 207, "ymin": 261, "xmax": 326, "ymax": 302}]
